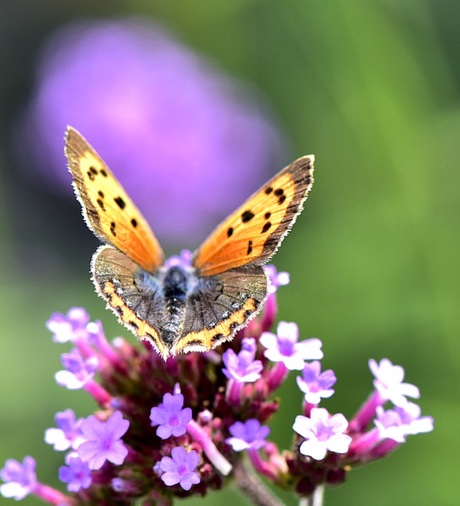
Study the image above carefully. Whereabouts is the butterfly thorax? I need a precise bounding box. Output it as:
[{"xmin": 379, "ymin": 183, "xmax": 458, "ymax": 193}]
[
  {"xmin": 163, "ymin": 266, "xmax": 191, "ymax": 298},
  {"xmin": 134, "ymin": 264, "xmax": 202, "ymax": 346}
]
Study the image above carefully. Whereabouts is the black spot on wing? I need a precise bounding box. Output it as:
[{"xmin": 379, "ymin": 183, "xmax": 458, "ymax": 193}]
[
  {"xmin": 188, "ymin": 339, "xmax": 205, "ymax": 348},
  {"xmin": 211, "ymin": 333, "xmax": 224, "ymax": 344},
  {"xmin": 274, "ymin": 188, "xmax": 286, "ymax": 205},
  {"xmin": 241, "ymin": 210, "xmax": 255, "ymax": 223},
  {"xmin": 114, "ymin": 196, "xmax": 126, "ymax": 210},
  {"xmin": 262, "ymin": 222, "xmax": 271, "ymax": 233},
  {"xmin": 227, "ymin": 227, "xmax": 234, "ymax": 237}
]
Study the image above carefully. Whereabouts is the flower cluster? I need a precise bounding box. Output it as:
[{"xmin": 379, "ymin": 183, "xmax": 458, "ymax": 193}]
[{"xmin": 0, "ymin": 262, "xmax": 433, "ymax": 505}]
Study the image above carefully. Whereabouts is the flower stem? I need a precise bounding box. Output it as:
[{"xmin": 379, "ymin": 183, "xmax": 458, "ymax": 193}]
[
  {"xmin": 186, "ymin": 419, "xmax": 232, "ymax": 476},
  {"xmin": 233, "ymin": 459, "xmax": 284, "ymax": 506},
  {"xmin": 34, "ymin": 483, "xmax": 72, "ymax": 505},
  {"xmin": 299, "ymin": 486, "xmax": 325, "ymax": 506}
]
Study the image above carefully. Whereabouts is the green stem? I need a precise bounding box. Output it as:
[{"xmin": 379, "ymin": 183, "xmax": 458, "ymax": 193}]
[{"xmin": 233, "ymin": 460, "xmax": 284, "ymax": 506}]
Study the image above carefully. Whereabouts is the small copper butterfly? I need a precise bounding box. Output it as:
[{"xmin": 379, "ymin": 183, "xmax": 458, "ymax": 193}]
[{"xmin": 65, "ymin": 127, "xmax": 314, "ymax": 359}]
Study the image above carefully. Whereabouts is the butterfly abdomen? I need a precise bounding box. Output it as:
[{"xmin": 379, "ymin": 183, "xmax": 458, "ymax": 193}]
[{"xmin": 160, "ymin": 266, "xmax": 190, "ymax": 346}]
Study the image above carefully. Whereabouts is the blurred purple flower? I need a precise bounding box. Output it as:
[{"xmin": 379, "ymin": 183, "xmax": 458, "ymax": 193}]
[
  {"xmin": 226, "ymin": 419, "xmax": 270, "ymax": 452},
  {"xmin": 374, "ymin": 403, "xmax": 434, "ymax": 443},
  {"xmin": 59, "ymin": 454, "xmax": 92, "ymax": 492},
  {"xmin": 150, "ymin": 392, "xmax": 192, "ymax": 439},
  {"xmin": 222, "ymin": 337, "xmax": 263, "ymax": 383},
  {"xmin": 158, "ymin": 447, "xmax": 201, "ymax": 491},
  {"xmin": 296, "ymin": 361, "xmax": 336, "ymax": 405},
  {"xmin": 369, "ymin": 358, "xmax": 420, "ymax": 406},
  {"xmin": 18, "ymin": 18, "xmax": 284, "ymax": 243},
  {"xmin": 0, "ymin": 457, "xmax": 37, "ymax": 500},
  {"xmin": 55, "ymin": 348, "xmax": 99, "ymax": 389},
  {"xmin": 293, "ymin": 408, "xmax": 352, "ymax": 461},
  {"xmin": 44, "ymin": 409, "xmax": 84, "ymax": 451},
  {"xmin": 77, "ymin": 411, "xmax": 129, "ymax": 470},
  {"xmin": 46, "ymin": 307, "xmax": 90, "ymax": 344},
  {"xmin": 264, "ymin": 264, "xmax": 290, "ymax": 294},
  {"xmin": 164, "ymin": 249, "xmax": 193, "ymax": 269},
  {"xmin": 260, "ymin": 321, "xmax": 323, "ymax": 370}
]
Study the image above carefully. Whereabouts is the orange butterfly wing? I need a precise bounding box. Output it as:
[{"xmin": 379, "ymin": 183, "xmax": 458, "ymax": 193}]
[
  {"xmin": 65, "ymin": 127, "xmax": 164, "ymax": 273},
  {"xmin": 193, "ymin": 155, "xmax": 314, "ymax": 276}
]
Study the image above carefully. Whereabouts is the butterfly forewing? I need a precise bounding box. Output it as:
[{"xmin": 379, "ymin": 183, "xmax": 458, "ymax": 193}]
[
  {"xmin": 65, "ymin": 127, "xmax": 164, "ymax": 273},
  {"xmin": 193, "ymin": 156, "xmax": 314, "ymax": 277}
]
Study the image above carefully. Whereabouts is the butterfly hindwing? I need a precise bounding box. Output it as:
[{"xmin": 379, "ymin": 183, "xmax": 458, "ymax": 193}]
[
  {"xmin": 172, "ymin": 265, "xmax": 268, "ymax": 355},
  {"xmin": 66, "ymin": 127, "xmax": 164, "ymax": 273},
  {"xmin": 193, "ymin": 155, "xmax": 314, "ymax": 276},
  {"xmin": 91, "ymin": 245, "xmax": 169, "ymax": 358},
  {"xmin": 92, "ymin": 246, "xmax": 267, "ymax": 358}
]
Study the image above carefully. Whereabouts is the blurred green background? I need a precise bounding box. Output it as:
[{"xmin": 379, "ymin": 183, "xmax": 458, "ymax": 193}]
[{"xmin": 0, "ymin": 1, "xmax": 458, "ymax": 505}]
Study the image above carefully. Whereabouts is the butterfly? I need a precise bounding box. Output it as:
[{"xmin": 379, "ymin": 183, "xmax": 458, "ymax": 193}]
[{"xmin": 65, "ymin": 127, "xmax": 314, "ymax": 360}]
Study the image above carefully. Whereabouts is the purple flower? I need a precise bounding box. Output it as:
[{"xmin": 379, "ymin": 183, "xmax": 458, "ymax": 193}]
[
  {"xmin": 59, "ymin": 453, "xmax": 92, "ymax": 492},
  {"xmin": 226, "ymin": 419, "xmax": 270, "ymax": 452},
  {"xmin": 18, "ymin": 19, "xmax": 283, "ymax": 243},
  {"xmin": 150, "ymin": 392, "xmax": 192, "ymax": 439},
  {"xmin": 111, "ymin": 477, "xmax": 141, "ymax": 494},
  {"xmin": 264, "ymin": 264, "xmax": 290, "ymax": 294},
  {"xmin": 222, "ymin": 338, "xmax": 263, "ymax": 382},
  {"xmin": 0, "ymin": 456, "xmax": 37, "ymax": 500},
  {"xmin": 44, "ymin": 409, "xmax": 84, "ymax": 451},
  {"xmin": 77, "ymin": 411, "xmax": 129, "ymax": 470},
  {"xmin": 164, "ymin": 249, "xmax": 193, "ymax": 269},
  {"xmin": 0, "ymin": 457, "xmax": 68, "ymax": 505},
  {"xmin": 85, "ymin": 320, "xmax": 108, "ymax": 347},
  {"xmin": 374, "ymin": 402, "xmax": 434, "ymax": 443},
  {"xmin": 293, "ymin": 408, "xmax": 352, "ymax": 461},
  {"xmin": 158, "ymin": 447, "xmax": 201, "ymax": 491},
  {"xmin": 369, "ymin": 358, "xmax": 420, "ymax": 406},
  {"xmin": 260, "ymin": 321, "xmax": 323, "ymax": 370},
  {"xmin": 46, "ymin": 307, "xmax": 90, "ymax": 343},
  {"xmin": 296, "ymin": 361, "xmax": 336, "ymax": 405},
  {"xmin": 55, "ymin": 348, "xmax": 99, "ymax": 389}
]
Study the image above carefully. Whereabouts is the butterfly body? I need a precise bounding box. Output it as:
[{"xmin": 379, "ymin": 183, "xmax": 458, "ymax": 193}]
[
  {"xmin": 66, "ymin": 127, "xmax": 314, "ymax": 359},
  {"xmin": 91, "ymin": 244, "xmax": 268, "ymax": 358}
]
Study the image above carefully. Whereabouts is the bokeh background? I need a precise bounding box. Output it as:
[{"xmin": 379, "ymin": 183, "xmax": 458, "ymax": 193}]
[{"xmin": 0, "ymin": 1, "xmax": 458, "ymax": 505}]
